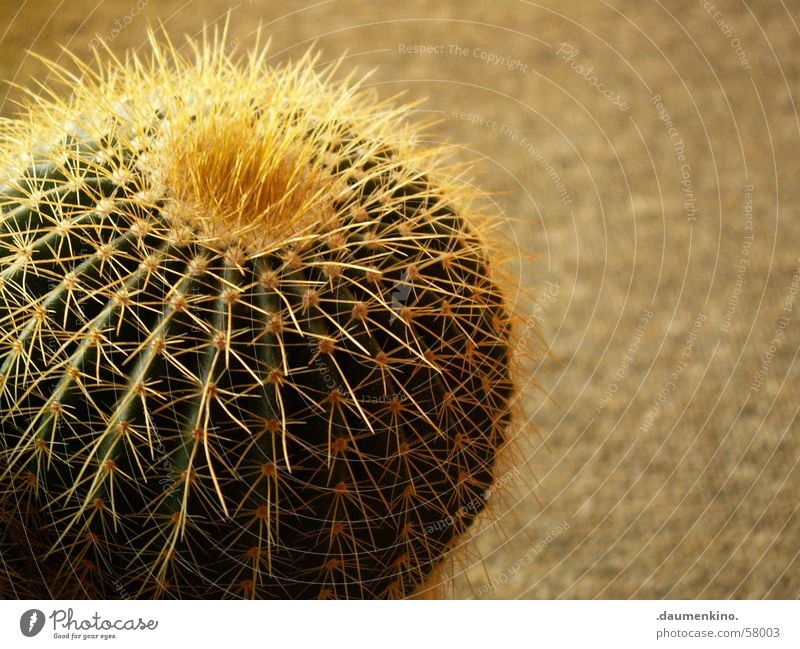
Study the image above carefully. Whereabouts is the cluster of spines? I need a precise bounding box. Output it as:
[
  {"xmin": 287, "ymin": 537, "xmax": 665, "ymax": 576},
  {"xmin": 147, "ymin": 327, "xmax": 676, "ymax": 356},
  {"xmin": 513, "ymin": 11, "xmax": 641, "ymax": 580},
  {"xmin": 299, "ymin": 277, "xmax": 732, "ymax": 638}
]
[{"xmin": 0, "ymin": 30, "xmax": 514, "ymax": 599}]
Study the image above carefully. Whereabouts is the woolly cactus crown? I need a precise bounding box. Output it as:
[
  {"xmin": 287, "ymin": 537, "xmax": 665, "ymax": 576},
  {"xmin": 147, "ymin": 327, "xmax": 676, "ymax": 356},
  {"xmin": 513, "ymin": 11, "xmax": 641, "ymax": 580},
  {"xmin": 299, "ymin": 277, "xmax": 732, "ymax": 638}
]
[{"xmin": 0, "ymin": 28, "xmax": 517, "ymax": 598}]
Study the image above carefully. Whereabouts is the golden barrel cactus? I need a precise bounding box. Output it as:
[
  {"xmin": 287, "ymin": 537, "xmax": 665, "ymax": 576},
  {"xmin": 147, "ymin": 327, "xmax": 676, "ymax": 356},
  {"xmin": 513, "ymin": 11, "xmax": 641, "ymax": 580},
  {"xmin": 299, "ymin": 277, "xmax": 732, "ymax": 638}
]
[{"xmin": 0, "ymin": 30, "xmax": 516, "ymax": 599}]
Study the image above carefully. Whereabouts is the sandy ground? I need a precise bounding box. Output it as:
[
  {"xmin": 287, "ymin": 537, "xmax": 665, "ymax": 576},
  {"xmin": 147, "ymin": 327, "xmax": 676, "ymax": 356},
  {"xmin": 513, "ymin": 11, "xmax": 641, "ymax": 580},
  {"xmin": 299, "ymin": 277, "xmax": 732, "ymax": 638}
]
[{"xmin": 1, "ymin": 0, "xmax": 798, "ymax": 599}]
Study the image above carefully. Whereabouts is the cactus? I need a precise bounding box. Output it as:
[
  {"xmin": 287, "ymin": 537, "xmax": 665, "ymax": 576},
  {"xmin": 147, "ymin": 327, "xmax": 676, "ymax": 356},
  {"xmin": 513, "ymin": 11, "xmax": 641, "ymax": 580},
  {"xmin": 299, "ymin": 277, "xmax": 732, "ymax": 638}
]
[{"xmin": 0, "ymin": 30, "xmax": 516, "ymax": 599}]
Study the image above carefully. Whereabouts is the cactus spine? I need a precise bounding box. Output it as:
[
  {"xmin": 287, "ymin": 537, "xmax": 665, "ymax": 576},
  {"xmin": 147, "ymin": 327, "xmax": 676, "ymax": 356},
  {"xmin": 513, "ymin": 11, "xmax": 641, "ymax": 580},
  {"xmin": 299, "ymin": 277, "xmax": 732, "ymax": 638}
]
[{"xmin": 0, "ymin": 30, "xmax": 515, "ymax": 599}]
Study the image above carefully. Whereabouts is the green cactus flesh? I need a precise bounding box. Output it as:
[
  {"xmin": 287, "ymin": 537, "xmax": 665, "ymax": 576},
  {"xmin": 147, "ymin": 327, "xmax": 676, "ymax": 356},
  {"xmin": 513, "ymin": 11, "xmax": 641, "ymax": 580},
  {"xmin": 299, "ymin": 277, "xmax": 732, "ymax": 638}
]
[{"xmin": 0, "ymin": 40, "xmax": 514, "ymax": 599}]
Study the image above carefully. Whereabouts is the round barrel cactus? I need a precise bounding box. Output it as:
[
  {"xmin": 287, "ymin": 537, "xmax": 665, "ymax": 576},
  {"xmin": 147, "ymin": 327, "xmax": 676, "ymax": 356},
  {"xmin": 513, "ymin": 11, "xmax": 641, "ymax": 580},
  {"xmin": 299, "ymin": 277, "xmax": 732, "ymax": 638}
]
[{"xmin": 0, "ymin": 32, "xmax": 515, "ymax": 598}]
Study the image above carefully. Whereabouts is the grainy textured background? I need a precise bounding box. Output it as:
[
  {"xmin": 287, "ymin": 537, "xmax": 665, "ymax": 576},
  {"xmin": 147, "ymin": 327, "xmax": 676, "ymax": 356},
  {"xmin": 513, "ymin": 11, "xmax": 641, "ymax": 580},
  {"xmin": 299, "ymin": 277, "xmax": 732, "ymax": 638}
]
[{"xmin": 1, "ymin": 0, "xmax": 797, "ymax": 599}]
